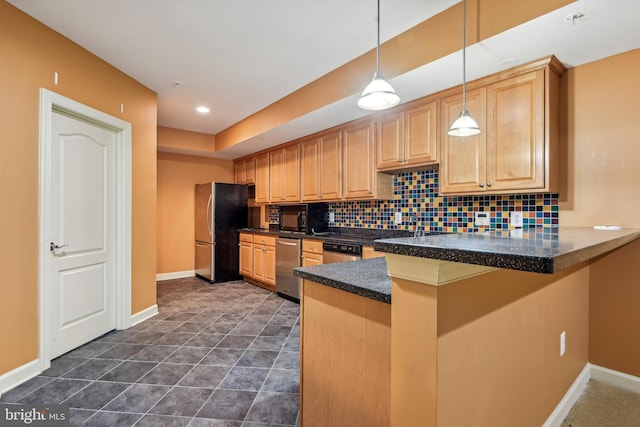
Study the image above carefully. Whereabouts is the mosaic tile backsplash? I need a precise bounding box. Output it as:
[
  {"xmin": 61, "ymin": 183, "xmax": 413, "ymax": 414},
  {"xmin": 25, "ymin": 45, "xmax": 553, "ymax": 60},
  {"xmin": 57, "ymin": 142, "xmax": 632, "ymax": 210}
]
[{"xmin": 268, "ymin": 168, "xmax": 559, "ymax": 233}]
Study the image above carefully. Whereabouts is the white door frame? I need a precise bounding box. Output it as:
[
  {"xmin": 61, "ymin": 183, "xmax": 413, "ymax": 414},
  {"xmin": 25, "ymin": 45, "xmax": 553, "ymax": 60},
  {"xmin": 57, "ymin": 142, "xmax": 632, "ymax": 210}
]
[{"xmin": 38, "ymin": 89, "xmax": 132, "ymax": 371}]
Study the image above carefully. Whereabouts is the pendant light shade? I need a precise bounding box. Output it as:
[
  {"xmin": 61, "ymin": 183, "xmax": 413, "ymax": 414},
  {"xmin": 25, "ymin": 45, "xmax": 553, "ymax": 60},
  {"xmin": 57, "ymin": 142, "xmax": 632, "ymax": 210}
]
[
  {"xmin": 448, "ymin": 0, "xmax": 481, "ymax": 137},
  {"xmin": 357, "ymin": 0, "xmax": 400, "ymax": 111}
]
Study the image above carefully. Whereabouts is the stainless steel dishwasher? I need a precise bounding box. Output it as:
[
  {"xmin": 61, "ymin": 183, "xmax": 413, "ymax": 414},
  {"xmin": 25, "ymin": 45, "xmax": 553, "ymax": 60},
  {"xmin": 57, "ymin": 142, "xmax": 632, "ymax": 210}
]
[{"xmin": 276, "ymin": 237, "xmax": 302, "ymax": 302}]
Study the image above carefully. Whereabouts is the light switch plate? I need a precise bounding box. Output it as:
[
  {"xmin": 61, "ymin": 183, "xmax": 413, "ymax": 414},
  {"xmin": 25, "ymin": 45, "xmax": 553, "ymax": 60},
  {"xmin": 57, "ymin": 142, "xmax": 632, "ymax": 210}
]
[
  {"xmin": 329, "ymin": 212, "xmax": 335, "ymax": 223},
  {"xmin": 475, "ymin": 211, "xmax": 490, "ymax": 226},
  {"xmin": 511, "ymin": 211, "xmax": 523, "ymax": 228},
  {"xmin": 394, "ymin": 211, "xmax": 402, "ymax": 225}
]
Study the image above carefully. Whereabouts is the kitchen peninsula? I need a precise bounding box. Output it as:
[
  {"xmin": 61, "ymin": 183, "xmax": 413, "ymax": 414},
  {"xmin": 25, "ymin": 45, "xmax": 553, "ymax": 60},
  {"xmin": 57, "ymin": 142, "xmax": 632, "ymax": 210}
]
[{"xmin": 293, "ymin": 226, "xmax": 640, "ymax": 427}]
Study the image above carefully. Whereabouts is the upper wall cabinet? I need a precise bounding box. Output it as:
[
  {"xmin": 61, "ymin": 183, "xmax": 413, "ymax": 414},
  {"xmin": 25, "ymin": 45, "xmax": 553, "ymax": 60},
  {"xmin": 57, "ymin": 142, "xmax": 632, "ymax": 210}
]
[
  {"xmin": 234, "ymin": 156, "xmax": 255, "ymax": 185},
  {"xmin": 300, "ymin": 130, "xmax": 342, "ymax": 202},
  {"xmin": 254, "ymin": 152, "xmax": 270, "ymax": 204},
  {"xmin": 269, "ymin": 144, "xmax": 300, "ymax": 203},
  {"xmin": 440, "ymin": 56, "xmax": 564, "ymax": 195},
  {"xmin": 342, "ymin": 120, "xmax": 392, "ymax": 200},
  {"xmin": 376, "ymin": 99, "xmax": 438, "ymax": 172}
]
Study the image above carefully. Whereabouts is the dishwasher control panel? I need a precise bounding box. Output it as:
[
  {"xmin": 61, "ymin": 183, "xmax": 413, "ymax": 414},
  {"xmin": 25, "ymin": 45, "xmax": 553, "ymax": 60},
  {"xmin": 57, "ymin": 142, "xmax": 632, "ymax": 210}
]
[{"xmin": 322, "ymin": 241, "xmax": 362, "ymax": 256}]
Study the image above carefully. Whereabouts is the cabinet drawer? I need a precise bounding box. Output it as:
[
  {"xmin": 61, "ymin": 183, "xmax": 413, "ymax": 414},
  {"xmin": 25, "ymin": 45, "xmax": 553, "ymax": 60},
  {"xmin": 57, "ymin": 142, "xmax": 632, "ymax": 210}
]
[
  {"xmin": 239, "ymin": 233, "xmax": 254, "ymax": 243},
  {"xmin": 254, "ymin": 234, "xmax": 276, "ymax": 247},
  {"xmin": 303, "ymin": 239, "xmax": 323, "ymax": 255}
]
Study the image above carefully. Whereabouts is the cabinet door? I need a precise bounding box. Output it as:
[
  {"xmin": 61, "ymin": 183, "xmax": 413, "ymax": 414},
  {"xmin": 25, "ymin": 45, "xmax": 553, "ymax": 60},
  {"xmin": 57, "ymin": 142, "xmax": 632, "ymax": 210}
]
[
  {"xmin": 302, "ymin": 253, "xmax": 323, "ymax": 267},
  {"xmin": 376, "ymin": 111, "xmax": 404, "ymax": 170},
  {"xmin": 362, "ymin": 245, "xmax": 384, "ymax": 259},
  {"xmin": 486, "ymin": 70, "xmax": 544, "ymax": 191},
  {"xmin": 342, "ymin": 121, "xmax": 376, "ymax": 199},
  {"xmin": 300, "ymin": 137, "xmax": 321, "ymax": 201},
  {"xmin": 283, "ymin": 144, "xmax": 300, "ymax": 202},
  {"xmin": 244, "ymin": 157, "xmax": 256, "ymax": 185},
  {"xmin": 239, "ymin": 241, "xmax": 253, "ymax": 277},
  {"xmin": 404, "ymin": 101, "xmax": 438, "ymax": 167},
  {"xmin": 269, "ymin": 149, "xmax": 285, "ymax": 203},
  {"xmin": 264, "ymin": 246, "xmax": 276, "ymax": 285},
  {"xmin": 234, "ymin": 160, "xmax": 244, "ymax": 184},
  {"xmin": 255, "ymin": 153, "xmax": 270, "ymax": 204},
  {"xmin": 440, "ymin": 88, "xmax": 487, "ymax": 194},
  {"xmin": 320, "ymin": 131, "xmax": 342, "ymax": 200},
  {"xmin": 253, "ymin": 244, "xmax": 265, "ymax": 282}
]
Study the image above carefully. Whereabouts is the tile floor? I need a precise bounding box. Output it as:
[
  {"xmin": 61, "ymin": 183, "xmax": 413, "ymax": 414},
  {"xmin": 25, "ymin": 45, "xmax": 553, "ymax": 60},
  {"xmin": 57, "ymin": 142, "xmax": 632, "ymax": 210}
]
[{"xmin": 1, "ymin": 278, "xmax": 301, "ymax": 426}]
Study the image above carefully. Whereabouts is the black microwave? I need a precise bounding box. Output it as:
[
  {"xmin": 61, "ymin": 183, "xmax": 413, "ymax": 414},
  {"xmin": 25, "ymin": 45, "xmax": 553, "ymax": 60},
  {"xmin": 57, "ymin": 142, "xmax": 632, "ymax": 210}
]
[{"xmin": 279, "ymin": 204, "xmax": 329, "ymax": 234}]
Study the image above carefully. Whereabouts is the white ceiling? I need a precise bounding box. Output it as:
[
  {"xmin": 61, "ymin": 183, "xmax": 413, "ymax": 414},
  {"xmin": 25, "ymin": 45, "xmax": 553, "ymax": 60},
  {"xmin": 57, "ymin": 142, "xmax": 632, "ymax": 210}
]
[{"xmin": 8, "ymin": 0, "xmax": 640, "ymax": 159}]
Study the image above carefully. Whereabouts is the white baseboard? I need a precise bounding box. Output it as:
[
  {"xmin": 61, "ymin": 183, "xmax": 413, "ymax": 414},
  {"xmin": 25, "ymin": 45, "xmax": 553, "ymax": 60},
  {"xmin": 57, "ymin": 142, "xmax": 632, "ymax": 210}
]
[
  {"xmin": 590, "ymin": 364, "xmax": 640, "ymax": 394},
  {"xmin": 543, "ymin": 363, "xmax": 591, "ymax": 427},
  {"xmin": 0, "ymin": 359, "xmax": 41, "ymax": 398},
  {"xmin": 130, "ymin": 304, "xmax": 158, "ymax": 326},
  {"xmin": 156, "ymin": 270, "xmax": 195, "ymax": 281}
]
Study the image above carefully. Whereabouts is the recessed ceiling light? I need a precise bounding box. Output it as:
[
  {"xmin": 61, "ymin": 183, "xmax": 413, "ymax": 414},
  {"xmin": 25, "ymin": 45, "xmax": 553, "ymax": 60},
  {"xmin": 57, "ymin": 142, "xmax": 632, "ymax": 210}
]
[{"xmin": 196, "ymin": 106, "xmax": 210, "ymax": 113}]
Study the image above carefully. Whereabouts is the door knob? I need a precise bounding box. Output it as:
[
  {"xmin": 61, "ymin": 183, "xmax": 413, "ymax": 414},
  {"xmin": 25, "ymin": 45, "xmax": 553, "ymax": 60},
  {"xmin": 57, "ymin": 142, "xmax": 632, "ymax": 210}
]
[{"xmin": 50, "ymin": 242, "xmax": 69, "ymax": 251}]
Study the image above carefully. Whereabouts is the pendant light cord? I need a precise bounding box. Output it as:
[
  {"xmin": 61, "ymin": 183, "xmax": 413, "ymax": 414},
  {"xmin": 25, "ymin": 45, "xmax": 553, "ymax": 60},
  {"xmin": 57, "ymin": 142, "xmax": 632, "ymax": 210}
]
[
  {"xmin": 376, "ymin": 0, "xmax": 381, "ymax": 74},
  {"xmin": 461, "ymin": 0, "xmax": 467, "ymax": 111}
]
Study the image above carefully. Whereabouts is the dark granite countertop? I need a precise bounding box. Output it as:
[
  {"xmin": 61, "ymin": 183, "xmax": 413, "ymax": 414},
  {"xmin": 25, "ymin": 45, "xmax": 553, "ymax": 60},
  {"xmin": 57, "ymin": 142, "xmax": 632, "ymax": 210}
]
[
  {"xmin": 240, "ymin": 227, "xmax": 411, "ymax": 246},
  {"xmin": 293, "ymin": 258, "xmax": 392, "ymax": 304},
  {"xmin": 373, "ymin": 226, "xmax": 640, "ymax": 274}
]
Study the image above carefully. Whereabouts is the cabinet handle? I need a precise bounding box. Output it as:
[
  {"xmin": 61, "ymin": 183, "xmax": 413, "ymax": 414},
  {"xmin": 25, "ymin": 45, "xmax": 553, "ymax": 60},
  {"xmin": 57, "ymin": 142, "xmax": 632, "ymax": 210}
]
[
  {"xmin": 397, "ymin": 159, "xmax": 403, "ymax": 163},
  {"xmin": 487, "ymin": 182, "xmax": 492, "ymax": 187},
  {"xmin": 479, "ymin": 183, "xmax": 484, "ymax": 188}
]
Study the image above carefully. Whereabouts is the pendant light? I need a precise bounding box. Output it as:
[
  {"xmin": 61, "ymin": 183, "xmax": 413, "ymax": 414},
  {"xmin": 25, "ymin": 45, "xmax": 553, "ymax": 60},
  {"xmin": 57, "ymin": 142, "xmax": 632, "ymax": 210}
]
[
  {"xmin": 357, "ymin": 0, "xmax": 400, "ymax": 111},
  {"xmin": 448, "ymin": 0, "xmax": 481, "ymax": 137}
]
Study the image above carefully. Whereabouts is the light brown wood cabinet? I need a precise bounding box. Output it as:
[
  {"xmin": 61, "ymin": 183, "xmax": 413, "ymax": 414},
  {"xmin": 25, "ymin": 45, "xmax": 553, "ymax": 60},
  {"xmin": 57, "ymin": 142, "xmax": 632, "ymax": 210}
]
[
  {"xmin": 254, "ymin": 153, "xmax": 270, "ymax": 204},
  {"xmin": 234, "ymin": 157, "xmax": 255, "ymax": 185},
  {"xmin": 239, "ymin": 233, "xmax": 276, "ymax": 291},
  {"xmin": 302, "ymin": 238, "xmax": 323, "ymax": 266},
  {"xmin": 440, "ymin": 57, "xmax": 563, "ymax": 195},
  {"xmin": 376, "ymin": 100, "xmax": 438, "ymax": 172},
  {"xmin": 342, "ymin": 120, "xmax": 392, "ymax": 200},
  {"xmin": 300, "ymin": 130, "xmax": 342, "ymax": 202},
  {"xmin": 269, "ymin": 144, "xmax": 300, "ymax": 203},
  {"xmin": 362, "ymin": 245, "xmax": 384, "ymax": 259}
]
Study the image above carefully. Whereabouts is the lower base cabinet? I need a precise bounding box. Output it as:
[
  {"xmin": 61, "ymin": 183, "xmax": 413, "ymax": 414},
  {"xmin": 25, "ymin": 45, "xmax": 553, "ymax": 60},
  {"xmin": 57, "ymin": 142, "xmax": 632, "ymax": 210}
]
[
  {"xmin": 300, "ymin": 279, "xmax": 390, "ymax": 426},
  {"xmin": 239, "ymin": 232, "xmax": 276, "ymax": 291}
]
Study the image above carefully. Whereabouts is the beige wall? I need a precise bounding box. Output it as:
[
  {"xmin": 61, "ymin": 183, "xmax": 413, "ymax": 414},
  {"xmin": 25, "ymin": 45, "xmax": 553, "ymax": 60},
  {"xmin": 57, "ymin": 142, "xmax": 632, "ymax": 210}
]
[
  {"xmin": 0, "ymin": 2, "xmax": 157, "ymax": 376},
  {"xmin": 559, "ymin": 49, "xmax": 640, "ymax": 377},
  {"xmin": 157, "ymin": 125, "xmax": 216, "ymax": 154},
  {"xmin": 156, "ymin": 151, "xmax": 234, "ymax": 274}
]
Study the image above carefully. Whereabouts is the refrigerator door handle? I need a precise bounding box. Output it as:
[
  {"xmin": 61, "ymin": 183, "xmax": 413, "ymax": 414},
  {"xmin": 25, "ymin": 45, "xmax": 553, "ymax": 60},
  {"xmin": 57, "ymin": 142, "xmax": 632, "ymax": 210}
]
[{"xmin": 206, "ymin": 194, "xmax": 213, "ymax": 238}]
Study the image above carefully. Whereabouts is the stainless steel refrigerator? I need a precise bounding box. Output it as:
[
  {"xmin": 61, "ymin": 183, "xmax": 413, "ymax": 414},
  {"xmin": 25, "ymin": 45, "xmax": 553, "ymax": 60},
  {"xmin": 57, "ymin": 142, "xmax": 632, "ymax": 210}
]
[{"xmin": 195, "ymin": 183, "xmax": 248, "ymax": 283}]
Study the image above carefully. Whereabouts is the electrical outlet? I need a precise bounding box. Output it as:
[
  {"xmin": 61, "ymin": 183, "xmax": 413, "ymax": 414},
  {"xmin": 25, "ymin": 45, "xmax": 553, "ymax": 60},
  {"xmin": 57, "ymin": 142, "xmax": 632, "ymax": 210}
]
[
  {"xmin": 511, "ymin": 211, "xmax": 523, "ymax": 228},
  {"xmin": 560, "ymin": 331, "xmax": 566, "ymax": 356},
  {"xmin": 394, "ymin": 212, "xmax": 402, "ymax": 225},
  {"xmin": 329, "ymin": 212, "xmax": 335, "ymax": 223},
  {"xmin": 475, "ymin": 211, "xmax": 490, "ymax": 226}
]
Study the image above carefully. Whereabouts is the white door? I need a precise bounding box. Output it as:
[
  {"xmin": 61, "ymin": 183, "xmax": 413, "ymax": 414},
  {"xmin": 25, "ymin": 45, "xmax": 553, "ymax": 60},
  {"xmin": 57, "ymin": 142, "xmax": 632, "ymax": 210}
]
[{"xmin": 48, "ymin": 109, "xmax": 117, "ymax": 358}]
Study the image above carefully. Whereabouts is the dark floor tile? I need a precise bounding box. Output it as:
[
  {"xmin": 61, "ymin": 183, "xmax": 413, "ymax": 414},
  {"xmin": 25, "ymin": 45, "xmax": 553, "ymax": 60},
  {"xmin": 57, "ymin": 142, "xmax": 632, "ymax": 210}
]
[
  {"xmin": 187, "ymin": 333, "xmax": 226, "ymax": 348},
  {"xmin": 95, "ymin": 329, "xmax": 140, "ymax": 343},
  {"xmin": 98, "ymin": 360, "xmax": 157, "ymax": 382},
  {"xmin": 229, "ymin": 323, "xmax": 264, "ymax": 336},
  {"xmin": 164, "ymin": 346, "xmax": 211, "ymax": 364},
  {"xmin": 68, "ymin": 408, "xmax": 96, "ymax": 426},
  {"xmin": 173, "ymin": 322, "xmax": 209, "ymax": 333},
  {"xmin": 241, "ymin": 315, "xmax": 272, "ymax": 326},
  {"xmin": 145, "ymin": 321, "xmax": 183, "ymax": 333},
  {"xmin": 19, "ymin": 378, "xmax": 90, "ymax": 405},
  {"xmin": 259, "ymin": 325, "xmax": 292, "ymax": 338},
  {"xmin": 41, "ymin": 356, "xmax": 89, "ymax": 377},
  {"xmin": 154, "ymin": 332, "xmax": 197, "ymax": 346},
  {"xmin": 166, "ymin": 312, "xmax": 198, "ymax": 321},
  {"xmin": 136, "ymin": 414, "xmax": 192, "ymax": 427},
  {"xmin": 129, "ymin": 344, "xmax": 179, "ymax": 362},
  {"xmin": 218, "ymin": 313, "xmax": 248, "ymax": 323},
  {"xmin": 103, "ymin": 383, "xmax": 171, "ymax": 413},
  {"xmin": 123, "ymin": 330, "xmax": 167, "ymax": 344},
  {"xmin": 203, "ymin": 323, "xmax": 236, "ymax": 335},
  {"xmin": 138, "ymin": 363, "xmax": 193, "ymax": 385},
  {"xmin": 273, "ymin": 352, "xmax": 300, "ymax": 370},
  {"xmin": 216, "ymin": 336, "xmax": 255, "ymax": 350},
  {"xmin": 190, "ymin": 314, "xmax": 220, "ymax": 324},
  {"xmin": 261, "ymin": 369, "xmax": 299, "ymax": 394},
  {"xmin": 83, "ymin": 410, "xmax": 141, "ymax": 426},
  {"xmin": 0, "ymin": 376, "xmax": 54, "ymax": 402},
  {"xmin": 64, "ymin": 341, "xmax": 115, "ymax": 358},
  {"xmin": 63, "ymin": 381, "xmax": 129, "ymax": 409},
  {"xmin": 199, "ymin": 348, "xmax": 245, "ymax": 366},
  {"xmin": 219, "ymin": 367, "xmax": 269, "ymax": 391},
  {"xmin": 149, "ymin": 386, "xmax": 212, "ymax": 416},
  {"xmin": 267, "ymin": 315, "xmax": 298, "ymax": 327},
  {"xmin": 248, "ymin": 336, "xmax": 286, "ymax": 351},
  {"xmin": 196, "ymin": 389, "xmax": 257, "ymax": 421},
  {"xmin": 236, "ymin": 350, "xmax": 278, "ymax": 369},
  {"xmin": 244, "ymin": 392, "xmax": 299, "ymax": 425},
  {"xmin": 189, "ymin": 419, "xmax": 242, "ymax": 427},
  {"xmin": 178, "ymin": 365, "xmax": 230, "ymax": 388},
  {"xmin": 282, "ymin": 336, "xmax": 300, "ymax": 352},
  {"xmin": 289, "ymin": 325, "xmax": 300, "ymax": 338},
  {"xmin": 61, "ymin": 359, "xmax": 121, "ymax": 380},
  {"xmin": 95, "ymin": 343, "xmax": 146, "ymax": 360}
]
